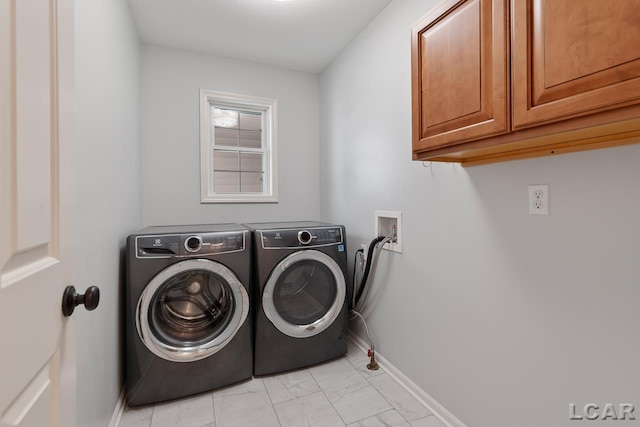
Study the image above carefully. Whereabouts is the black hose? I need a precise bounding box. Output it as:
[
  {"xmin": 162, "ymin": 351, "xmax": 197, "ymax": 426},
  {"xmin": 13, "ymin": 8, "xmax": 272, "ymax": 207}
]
[
  {"xmin": 354, "ymin": 235, "xmax": 387, "ymax": 306},
  {"xmin": 351, "ymin": 249, "xmax": 364, "ymax": 309}
]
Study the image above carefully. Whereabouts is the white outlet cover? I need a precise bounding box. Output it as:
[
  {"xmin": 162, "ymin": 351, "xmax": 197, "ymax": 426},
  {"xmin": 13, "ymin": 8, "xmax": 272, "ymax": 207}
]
[{"xmin": 529, "ymin": 184, "xmax": 549, "ymax": 215}]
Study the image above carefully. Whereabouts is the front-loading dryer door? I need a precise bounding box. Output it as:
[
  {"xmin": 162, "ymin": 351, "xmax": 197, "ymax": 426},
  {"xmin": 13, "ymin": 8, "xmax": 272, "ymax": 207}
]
[
  {"xmin": 263, "ymin": 250, "xmax": 346, "ymax": 338},
  {"xmin": 136, "ymin": 258, "xmax": 249, "ymax": 362}
]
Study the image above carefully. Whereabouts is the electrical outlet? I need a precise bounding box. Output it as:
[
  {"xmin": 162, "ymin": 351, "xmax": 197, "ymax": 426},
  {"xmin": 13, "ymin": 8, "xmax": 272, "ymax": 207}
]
[
  {"xmin": 360, "ymin": 244, "xmax": 367, "ymax": 262},
  {"xmin": 529, "ymin": 184, "xmax": 549, "ymax": 215}
]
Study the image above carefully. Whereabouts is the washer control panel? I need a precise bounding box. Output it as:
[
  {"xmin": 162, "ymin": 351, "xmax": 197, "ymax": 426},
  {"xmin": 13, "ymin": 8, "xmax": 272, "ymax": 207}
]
[
  {"xmin": 261, "ymin": 227, "xmax": 343, "ymax": 249},
  {"xmin": 136, "ymin": 231, "xmax": 245, "ymax": 258},
  {"xmin": 180, "ymin": 232, "xmax": 245, "ymax": 255}
]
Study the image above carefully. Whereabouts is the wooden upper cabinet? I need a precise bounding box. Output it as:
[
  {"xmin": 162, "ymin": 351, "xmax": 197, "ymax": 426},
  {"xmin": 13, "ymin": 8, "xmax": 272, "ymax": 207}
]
[
  {"xmin": 512, "ymin": 0, "xmax": 640, "ymax": 129},
  {"xmin": 412, "ymin": 0, "xmax": 509, "ymax": 152},
  {"xmin": 411, "ymin": 0, "xmax": 640, "ymax": 165}
]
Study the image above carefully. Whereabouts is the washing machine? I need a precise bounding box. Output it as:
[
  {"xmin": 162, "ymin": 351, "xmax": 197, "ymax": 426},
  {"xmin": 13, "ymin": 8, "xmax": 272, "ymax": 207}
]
[
  {"xmin": 125, "ymin": 224, "xmax": 252, "ymax": 406},
  {"xmin": 245, "ymin": 221, "xmax": 350, "ymax": 375}
]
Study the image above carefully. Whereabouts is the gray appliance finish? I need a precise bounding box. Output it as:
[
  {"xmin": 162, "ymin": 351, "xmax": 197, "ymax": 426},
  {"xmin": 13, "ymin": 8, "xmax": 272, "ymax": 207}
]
[
  {"xmin": 245, "ymin": 221, "xmax": 350, "ymax": 376},
  {"xmin": 125, "ymin": 224, "xmax": 252, "ymax": 406}
]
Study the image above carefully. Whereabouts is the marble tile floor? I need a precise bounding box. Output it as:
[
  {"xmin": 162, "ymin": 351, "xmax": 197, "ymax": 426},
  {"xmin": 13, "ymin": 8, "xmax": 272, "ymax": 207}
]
[{"xmin": 119, "ymin": 344, "xmax": 446, "ymax": 427}]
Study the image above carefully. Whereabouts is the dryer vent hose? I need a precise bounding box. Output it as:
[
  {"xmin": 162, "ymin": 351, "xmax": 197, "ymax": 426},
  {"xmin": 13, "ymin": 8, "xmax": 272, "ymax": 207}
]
[{"xmin": 354, "ymin": 235, "xmax": 387, "ymax": 306}]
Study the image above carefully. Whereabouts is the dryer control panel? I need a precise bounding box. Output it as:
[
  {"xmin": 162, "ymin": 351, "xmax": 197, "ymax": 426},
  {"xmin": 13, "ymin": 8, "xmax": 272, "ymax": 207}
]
[
  {"xmin": 136, "ymin": 231, "xmax": 246, "ymax": 258},
  {"xmin": 261, "ymin": 227, "xmax": 343, "ymax": 249}
]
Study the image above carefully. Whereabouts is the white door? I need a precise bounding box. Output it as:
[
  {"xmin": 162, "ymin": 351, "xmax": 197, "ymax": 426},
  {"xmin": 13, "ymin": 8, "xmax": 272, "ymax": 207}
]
[{"xmin": 0, "ymin": 0, "xmax": 76, "ymax": 426}]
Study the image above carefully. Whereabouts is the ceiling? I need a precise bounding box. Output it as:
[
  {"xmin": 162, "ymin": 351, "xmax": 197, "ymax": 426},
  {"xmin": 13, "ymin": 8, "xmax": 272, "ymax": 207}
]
[{"xmin": 128, "ymin": 0, "xmax": 393, "ymax": 74}]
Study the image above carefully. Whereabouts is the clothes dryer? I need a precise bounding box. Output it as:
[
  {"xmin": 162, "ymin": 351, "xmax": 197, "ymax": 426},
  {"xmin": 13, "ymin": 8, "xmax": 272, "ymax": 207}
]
[
  {"xmin": 125, "ymin": 224, "xmax": 252, "ymax": 406},
  {"xmin": 245, "ymin": 221, "xmax": 350, "ymax": 375}
]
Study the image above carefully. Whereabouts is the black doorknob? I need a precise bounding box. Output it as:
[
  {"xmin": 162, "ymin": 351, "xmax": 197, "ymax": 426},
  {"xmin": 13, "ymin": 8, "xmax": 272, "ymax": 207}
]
[{"xmin": 62, "ymin": 285, "xmax": 100, "ymax": 317}]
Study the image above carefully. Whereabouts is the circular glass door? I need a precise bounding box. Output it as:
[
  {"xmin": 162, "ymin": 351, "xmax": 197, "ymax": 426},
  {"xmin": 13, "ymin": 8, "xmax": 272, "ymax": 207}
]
[
  {"xmin": 136, "ymin": 259, "xmax": 249, "ymax": 362},
  {"xmin": 263, "ymin": 250, "xmax": 346, "ymax": 338}
]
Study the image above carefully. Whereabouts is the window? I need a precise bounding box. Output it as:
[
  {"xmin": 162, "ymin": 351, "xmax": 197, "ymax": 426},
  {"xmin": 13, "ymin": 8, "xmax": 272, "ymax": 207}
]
[{"xmin": 200, "ymin": 90, "xmax": 278, "ymax": 203}]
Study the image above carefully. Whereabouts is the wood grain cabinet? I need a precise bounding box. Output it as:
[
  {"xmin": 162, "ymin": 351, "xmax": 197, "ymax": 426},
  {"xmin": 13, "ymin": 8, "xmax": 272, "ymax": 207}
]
[
  {"xmin": 412, "ymin": 0, "xmax": 640, "ymax": 165},
  {"xmin": 411, "ymin": 0, "xmax": 509, "ymax": 152}
]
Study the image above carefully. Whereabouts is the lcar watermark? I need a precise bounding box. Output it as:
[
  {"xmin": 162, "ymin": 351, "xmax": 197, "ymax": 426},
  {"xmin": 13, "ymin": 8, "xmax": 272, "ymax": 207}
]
[{"xmin": 570, "ymin": 403, "xmax": 636, "ymax": 421}]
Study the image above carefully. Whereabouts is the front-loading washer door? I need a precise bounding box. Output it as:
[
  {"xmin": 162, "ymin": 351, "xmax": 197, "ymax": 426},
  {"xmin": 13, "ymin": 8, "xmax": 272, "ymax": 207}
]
[
  {"xmin": 263, "ymin": 250, "xmax": 346, "ymax": 338},
  {"xmin": 136, "ymin": 258, "xmax": 249, "ymax": 362}
]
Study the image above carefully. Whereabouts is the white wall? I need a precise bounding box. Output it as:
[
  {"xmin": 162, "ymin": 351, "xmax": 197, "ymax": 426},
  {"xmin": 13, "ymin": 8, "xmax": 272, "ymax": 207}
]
[
  {"xmin": 140, "ymin": 45, "xmax": 320, "ymax": 226},
  {"xmin": 320, "ymin": 1, "xmax": 640, "ymax": 427},
  {"xmin": 75, "ymin": 0, "xmax": 141, "ymax": 426}
]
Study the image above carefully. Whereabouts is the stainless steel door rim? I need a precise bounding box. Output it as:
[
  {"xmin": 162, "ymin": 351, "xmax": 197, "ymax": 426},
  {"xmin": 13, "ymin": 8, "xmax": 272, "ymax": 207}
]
[
  {"xmin": 263, "ymin": 250, "xmax": 346, "ymax": 338},
  {"xmin": 136, "ymin": 258, "xmax": 249, "ymax": 362}
]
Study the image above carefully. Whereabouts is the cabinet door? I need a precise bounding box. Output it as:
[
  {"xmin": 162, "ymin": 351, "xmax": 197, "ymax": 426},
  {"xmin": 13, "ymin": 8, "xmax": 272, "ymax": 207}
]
[
  {"xmin": 512, "ymin": 0, "xmax": 640, "ymax": 129},
  {"xmin": 412, "ymin": 0, "xmax": 509, "ymax": 153}
]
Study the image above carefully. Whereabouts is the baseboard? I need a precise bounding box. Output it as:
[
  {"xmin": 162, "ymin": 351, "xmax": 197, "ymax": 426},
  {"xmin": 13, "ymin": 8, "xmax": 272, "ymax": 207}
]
[
  {"xmin": 348, "ymin": 333, "xmax": 467, "ymax": 427},
  {"xmin": 108, "ymin": 387, "xmax": 126, "ymax": 427}
]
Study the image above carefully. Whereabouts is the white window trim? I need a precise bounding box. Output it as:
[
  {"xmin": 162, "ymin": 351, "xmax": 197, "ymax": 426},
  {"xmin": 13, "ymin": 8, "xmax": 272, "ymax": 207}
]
[{"xmin": 199, "ymin": 89, "xmax": 278, "ymax": 203}]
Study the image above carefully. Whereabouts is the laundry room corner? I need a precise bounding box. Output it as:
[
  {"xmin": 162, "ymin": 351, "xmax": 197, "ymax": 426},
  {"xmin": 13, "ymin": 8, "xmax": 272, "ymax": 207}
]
[{"xmin": 319, "ymin": 1, "xmax": 640, "ymax": 427}]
